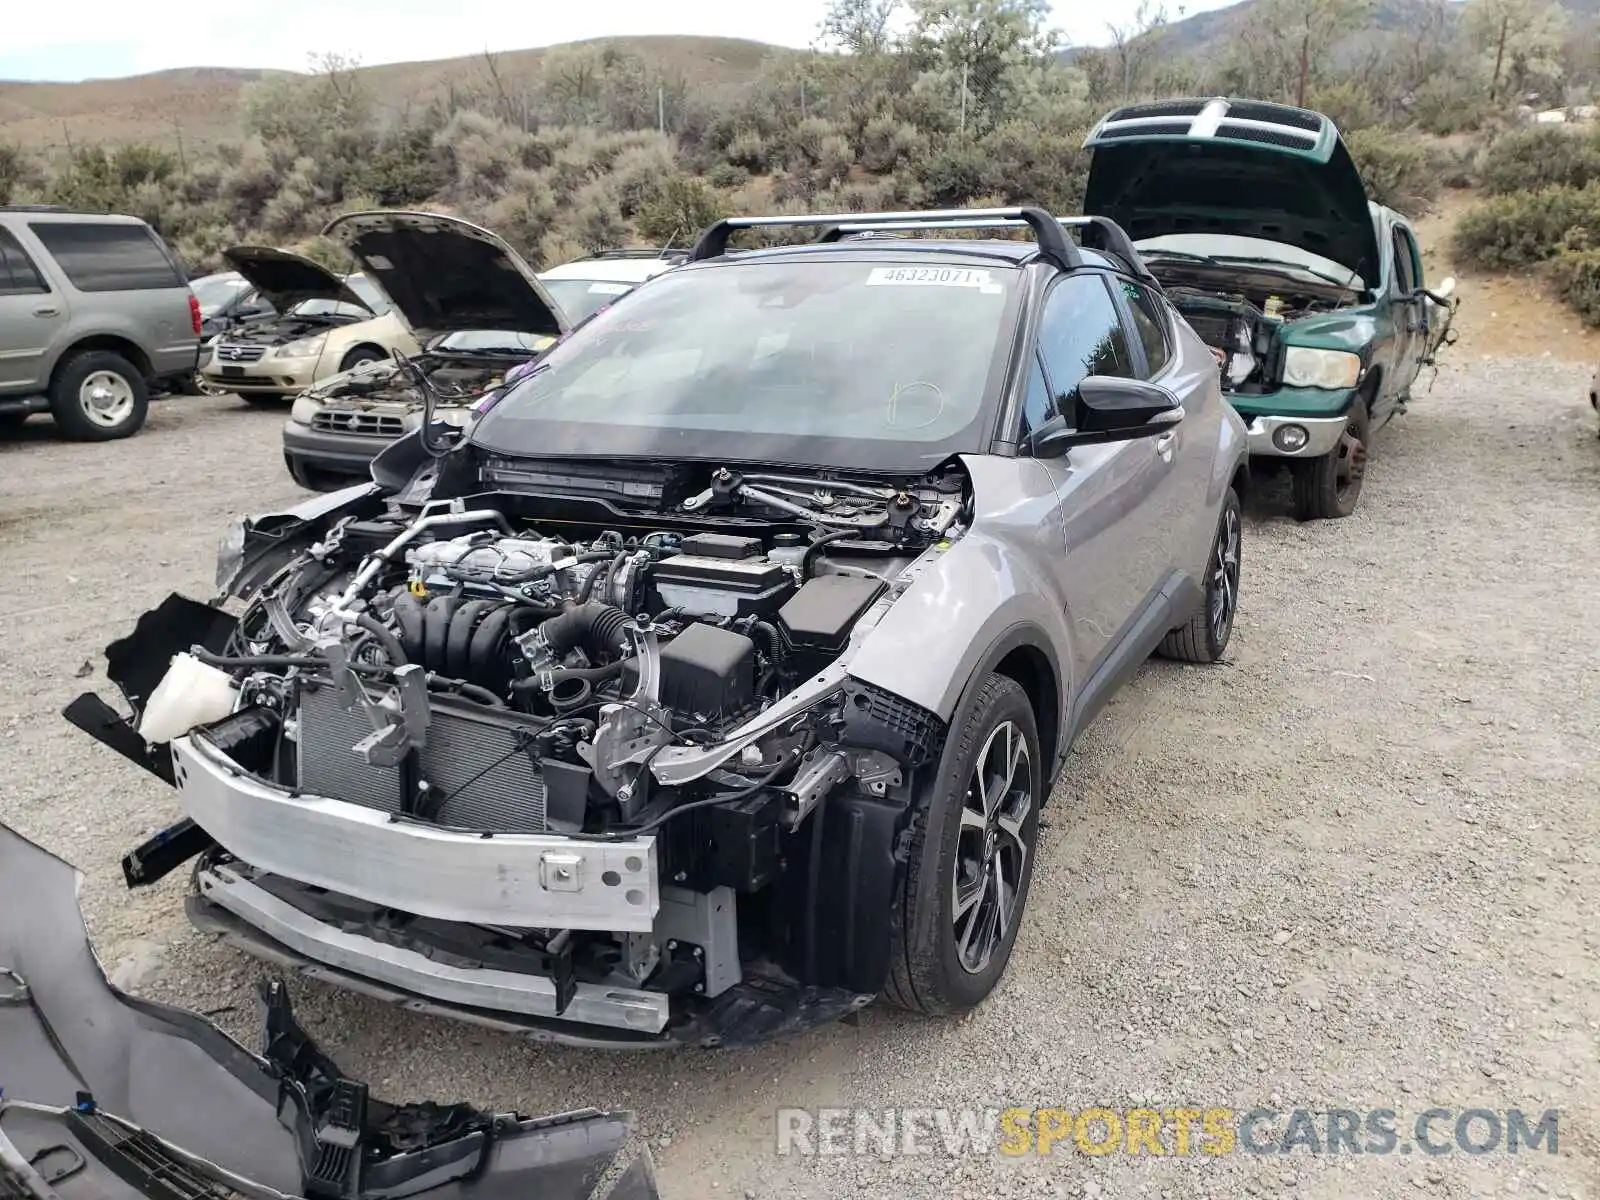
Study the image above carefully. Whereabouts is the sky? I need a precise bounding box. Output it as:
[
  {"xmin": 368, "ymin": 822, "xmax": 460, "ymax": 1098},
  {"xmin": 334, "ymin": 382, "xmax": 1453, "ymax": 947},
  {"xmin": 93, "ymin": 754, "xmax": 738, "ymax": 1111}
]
[{"xmin": 0, "ymin": 0, "xmax": 1241, "ymax": 83}]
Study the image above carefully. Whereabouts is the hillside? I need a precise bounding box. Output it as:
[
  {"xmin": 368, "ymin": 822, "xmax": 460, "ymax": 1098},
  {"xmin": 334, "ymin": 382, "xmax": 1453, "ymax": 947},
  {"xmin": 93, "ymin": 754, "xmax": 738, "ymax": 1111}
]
[
  {"xmin": 0, "ymin": 36, "xmax": 794, "ymax": 153},
  {"xmin": 1119, "ymin": 0, "xmax": 1598, "ymax": 59}
]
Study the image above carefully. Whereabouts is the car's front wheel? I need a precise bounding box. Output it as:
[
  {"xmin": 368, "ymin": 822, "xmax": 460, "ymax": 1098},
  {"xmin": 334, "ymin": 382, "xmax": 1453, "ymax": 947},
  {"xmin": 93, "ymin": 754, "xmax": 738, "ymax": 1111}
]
[
  {"xmin": 886, "ymin": 672, "xmax": 1041, "ymax": 1016},
  {"xmin": 1291, "ymin": 398, "xmax": 1369, "ymax": 520},
  {"xmin": 49, "ymin": 351, "xmax": 149, "ymax": 441}
]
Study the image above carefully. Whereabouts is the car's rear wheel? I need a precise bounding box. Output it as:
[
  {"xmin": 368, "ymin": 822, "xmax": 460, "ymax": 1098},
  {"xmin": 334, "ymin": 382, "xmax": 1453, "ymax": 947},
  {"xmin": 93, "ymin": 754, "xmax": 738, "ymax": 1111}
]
[
  {"xmin": 886, "ymin": 672, "xmax": 1040, "ymax": 1016},
  {"xmin": 49, "ymin": 351, "xmax": 148, "ymax": 441},
  {"xmin": 1291, "ymin": 398, "xmax": 1369, "ymax": 520},
  {"xmin": 1159, "ymin": 486, "xmax": 1242, "ymax": 664}
]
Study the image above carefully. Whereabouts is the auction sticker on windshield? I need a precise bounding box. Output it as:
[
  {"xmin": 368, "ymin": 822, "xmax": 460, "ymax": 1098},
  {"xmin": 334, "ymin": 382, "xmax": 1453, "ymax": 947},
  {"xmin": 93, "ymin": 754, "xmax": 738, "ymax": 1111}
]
[{"xmin": 866, "ymin": 266, "xmax": 1003, "ymax": 293}]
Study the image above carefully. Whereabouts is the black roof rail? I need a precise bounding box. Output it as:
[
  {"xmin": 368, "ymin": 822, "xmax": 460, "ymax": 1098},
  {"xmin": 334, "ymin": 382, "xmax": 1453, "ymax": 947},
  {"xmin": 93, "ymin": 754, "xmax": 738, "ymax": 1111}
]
[
  {"xmin": 812, "ymin": 213, "xmax": 1157, "ymax": 284},
  {"xmin": 688, "ymin": 207, "xmax": 1082, "ymax": 272},
  {"xmin": 587, "ymin": 247, "xmax": 689, "ymax": 261},
  {"xmin": 1056, "ymin": 216, "xmax": 1158, "ymax": 284}
]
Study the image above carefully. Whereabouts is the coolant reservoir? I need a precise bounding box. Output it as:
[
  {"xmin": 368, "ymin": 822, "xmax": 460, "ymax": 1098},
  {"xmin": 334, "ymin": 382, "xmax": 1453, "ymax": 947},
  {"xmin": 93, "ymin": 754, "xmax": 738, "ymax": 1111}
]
[
  {"xmin": 1263, "ymin": 296, "xmax": 1285, "ymax": 319},
  {"xmin": 137, "ymin": 652, "xmax": 237, "ymax": 744}
]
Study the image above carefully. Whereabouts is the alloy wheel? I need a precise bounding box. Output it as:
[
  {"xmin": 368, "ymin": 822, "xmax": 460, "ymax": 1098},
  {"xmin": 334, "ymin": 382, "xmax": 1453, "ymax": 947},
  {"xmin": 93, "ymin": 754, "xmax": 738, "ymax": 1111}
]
[
  {"xmin": 952, "ymin": 720, "xmax": 1033, "ymax": 975},
  {"xmin": 79, "ymin": 371, "xmax": 135, "ymax": 427},
  {"xmin": 1209, "ymin": 504, "xmax": 1241, "ymax": 645}
]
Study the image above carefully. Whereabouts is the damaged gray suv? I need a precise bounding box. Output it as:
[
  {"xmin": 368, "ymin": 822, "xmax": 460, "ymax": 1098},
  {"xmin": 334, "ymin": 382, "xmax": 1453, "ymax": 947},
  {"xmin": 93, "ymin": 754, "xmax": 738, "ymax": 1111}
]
[{"xmin": 65, "ymin": 207, "xmax": 1248, "ymax": 1048}]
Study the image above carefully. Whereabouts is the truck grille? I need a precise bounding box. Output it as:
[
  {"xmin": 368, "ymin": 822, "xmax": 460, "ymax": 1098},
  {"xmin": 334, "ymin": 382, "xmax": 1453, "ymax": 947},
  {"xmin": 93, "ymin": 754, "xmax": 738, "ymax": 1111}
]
[
  {"xmin": 214, "ymin": 343, "xmax": 266, "ymax": 363},
  {"xmin": 296, "ymin": 683, "xmax": 547, "ymax": 832},
  {"xmin": 311, "ymin": 410, "xmax": 406, "ymax": 437}
]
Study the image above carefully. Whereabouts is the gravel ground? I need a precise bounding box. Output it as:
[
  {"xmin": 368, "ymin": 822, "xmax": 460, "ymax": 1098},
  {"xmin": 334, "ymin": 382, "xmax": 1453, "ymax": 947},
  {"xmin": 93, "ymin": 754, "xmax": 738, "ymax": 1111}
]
[{"xmin": 2, "ymin": 359, "xmax": 1598, "ymax": 1200}]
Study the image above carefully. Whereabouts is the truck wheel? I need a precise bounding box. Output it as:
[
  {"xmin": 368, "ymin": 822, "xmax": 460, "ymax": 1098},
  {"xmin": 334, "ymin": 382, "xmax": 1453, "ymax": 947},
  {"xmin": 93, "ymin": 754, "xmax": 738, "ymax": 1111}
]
[
  {"xmin": 1291, "ymin": 399, "xmax": 1369, "ymax": 521},
  {"xmin": 1159, "ymin": 486, "xmax": 1241, "ymax": 663},
  {"xmin": 49, "ymin": 351, "xmax": 149, "ymax": 441},
  {"xmin": 886, "ymin": 673, "xmax": 1041, "ymax": 1016}
]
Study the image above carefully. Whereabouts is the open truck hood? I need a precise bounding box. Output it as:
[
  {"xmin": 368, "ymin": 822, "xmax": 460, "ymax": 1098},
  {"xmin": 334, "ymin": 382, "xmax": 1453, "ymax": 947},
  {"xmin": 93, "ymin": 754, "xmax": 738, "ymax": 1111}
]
[
  {"xmin": 221, "ymin": 245, "xmax": 374, "ymax": 316},
  {"xmin": 0, "ymin": 821, "xmax": 661, "ymax": 1200},
  {"xmin": 1082, "ymin": 96, "xmax": 1381, "ymax": 286},
  {"xmin": 323, "ymin": 211, "xmax": 568, "ymax": 341}
]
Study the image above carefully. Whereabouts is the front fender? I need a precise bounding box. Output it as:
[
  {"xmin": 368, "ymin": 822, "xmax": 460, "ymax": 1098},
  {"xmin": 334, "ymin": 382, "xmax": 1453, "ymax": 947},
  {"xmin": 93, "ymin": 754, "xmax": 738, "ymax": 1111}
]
[{"xmin": 217, "ymin": 484, "xmax": 383, "ymax": 599}]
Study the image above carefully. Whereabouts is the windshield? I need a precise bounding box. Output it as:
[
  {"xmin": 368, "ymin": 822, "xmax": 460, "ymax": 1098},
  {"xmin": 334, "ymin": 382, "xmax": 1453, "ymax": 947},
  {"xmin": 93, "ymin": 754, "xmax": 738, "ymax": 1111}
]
[
  {"xmin": 287, "ymin": 273, "xmax": 391, "ymax": 319},
  {"xmin": 431, "ymin": 329, "xmax": 552, "ymax": 354},
  {"xmin": 539, "ymin": 277, "xmax": 639, "ymax": 325},
  {"xmin": 1136, "ymin": 233, "xmax": 1364, "ymax": 290},
  {"xmin": 470, "ymin": 257, "xmax": 1019, "ymax": 472},
  {"xmin": 192, "ymin": 274, "xmax": 251, "ymax": 315}
]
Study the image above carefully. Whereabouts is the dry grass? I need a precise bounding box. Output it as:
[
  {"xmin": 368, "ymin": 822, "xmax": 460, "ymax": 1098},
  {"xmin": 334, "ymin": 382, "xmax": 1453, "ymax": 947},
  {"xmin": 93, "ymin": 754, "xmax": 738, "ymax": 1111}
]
[{"xmin": 0, "ymin": 36, "xmax": 795, "ymax": 153}]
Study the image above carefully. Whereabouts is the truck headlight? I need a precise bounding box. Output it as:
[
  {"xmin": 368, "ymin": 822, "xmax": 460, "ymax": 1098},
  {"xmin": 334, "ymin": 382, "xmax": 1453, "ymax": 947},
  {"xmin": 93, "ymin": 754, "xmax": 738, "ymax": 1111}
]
[
  {"xmin": 274, "ymin": 334, "xmax": 327, "ymax": 359},
  {"xmin": 1281, "ymin": 347, "xmax": 1362, "ymax": 390}
]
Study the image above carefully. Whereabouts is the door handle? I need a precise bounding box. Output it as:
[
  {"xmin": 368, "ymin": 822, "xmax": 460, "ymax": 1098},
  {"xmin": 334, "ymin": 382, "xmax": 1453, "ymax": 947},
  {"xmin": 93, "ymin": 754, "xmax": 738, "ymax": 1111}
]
[
  {"xmin": 33, "ymin": 306, "xmax": 60, "ymax": 317},
  {"xmin": 1154, "ymin": 431, "xmax": 1177, "ymax": 459}
]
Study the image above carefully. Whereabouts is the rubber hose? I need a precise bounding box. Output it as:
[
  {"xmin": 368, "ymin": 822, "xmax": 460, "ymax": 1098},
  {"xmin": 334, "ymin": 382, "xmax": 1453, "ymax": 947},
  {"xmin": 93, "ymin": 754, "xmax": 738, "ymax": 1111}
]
[
  {"xmin": 549, "ymin": 675, "xmax": 593, "ymax": 713},
  {"xmin": 538, "ymin": 600, "xmax": 632, "ymax": 660},
  {"xmin": 801, "ymin": 528, "xmax": 874, "ymax": 582},
  {"xmin": 499, "ymin": 548, "xmax": 614, "ymax": 585},
  {"xmin": 354, "ymin": 613, "xmax": 408, "ymax": 668},
  {"xmin": 511, "ymin": 660, "xmax": 629, "ymax": 690}
]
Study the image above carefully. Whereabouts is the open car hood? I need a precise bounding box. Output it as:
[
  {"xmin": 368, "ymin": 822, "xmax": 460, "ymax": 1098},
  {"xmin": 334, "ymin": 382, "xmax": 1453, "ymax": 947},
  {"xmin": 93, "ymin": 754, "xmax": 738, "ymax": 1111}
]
[
  {"xmin": 221, "ymin": 246, "xmax": 374, "ymax": 316},
  {"xmin": 323, "ymin": 211, "xmax": 568, "ymax": 341},
  {"xmin": 0, "ymin": 821, "xmax": 661, "ymax": 1200},
  {"xmin": 1082, "ymin": 96, "xmax": 1381, "ymax": 286}
]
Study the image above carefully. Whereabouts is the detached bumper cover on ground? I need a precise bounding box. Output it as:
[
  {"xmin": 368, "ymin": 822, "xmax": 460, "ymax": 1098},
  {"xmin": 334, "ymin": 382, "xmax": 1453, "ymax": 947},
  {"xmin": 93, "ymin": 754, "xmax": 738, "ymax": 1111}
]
[{"xmin": 0, "ymin": 821, "xmax": 662, "ymax": 1200}]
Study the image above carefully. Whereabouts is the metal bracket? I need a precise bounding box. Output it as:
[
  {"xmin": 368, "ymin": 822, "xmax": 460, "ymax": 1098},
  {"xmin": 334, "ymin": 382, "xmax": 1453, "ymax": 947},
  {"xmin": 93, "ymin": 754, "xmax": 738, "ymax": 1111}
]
[
  {"xmin": 326, "ymin": 643, "xmax": 430, "ymax": 767},
  {"xmin": 784, "ymin": 749, "xmax": 852, "ymax": 827}
]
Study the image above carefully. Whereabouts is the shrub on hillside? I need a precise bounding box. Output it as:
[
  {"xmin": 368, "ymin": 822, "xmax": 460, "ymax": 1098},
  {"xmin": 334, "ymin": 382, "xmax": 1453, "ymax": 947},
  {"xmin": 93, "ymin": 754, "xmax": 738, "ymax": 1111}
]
[
  {"xmin": 1408, "ymin": 74, "xmax": 1490, "ymax": 137},
  {"xmin": 913, "ymin": 142, "xmax": 989, "ymax": 207},
  {"xmin": 1345, "ymin": 127, "xmax": 1438, "ymax": 217},
  {"xmin": 1548, "ymin": 248, "xmax": 1600, "ymax": 327},
  {"xmin": 1453, "ymin": 183, "xmax": 1600, "ymax": 269},
  {"xmin": 975, "ymin": 121, "xmax": 1088, "ymax": 212},
  {"xmin": 1479, "ymin": 125, "xmax": 1600, "ymax": 196},
  {"xmin": 634, "ymin": 174, "xmax": 725, "ymax": 244}
]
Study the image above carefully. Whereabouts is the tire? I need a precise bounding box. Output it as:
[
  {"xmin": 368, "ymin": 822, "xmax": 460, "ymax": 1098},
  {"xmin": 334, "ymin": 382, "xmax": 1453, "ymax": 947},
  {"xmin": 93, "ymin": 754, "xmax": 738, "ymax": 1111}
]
[
  {"xmin": 1159, "ymin": 487, "xmax": 1242, "ymax": 664},
  {"xmin": 340, "ymin": 346, "xmax": 384, "ymax": 372},
  {"xmin": 885, "ymin": 672, "xmax": 1041, "ymax": 1016},
  {"xmin": 171, "ymin": 373, "xmax": 203, "ymax": 396},
  {"xmin": 49, "ymin": 351, "xmax": 148, "ymax": 441},
  {"xmin": 1291, "ymin": 398, "xmax": 1370, "ymax": 520}
]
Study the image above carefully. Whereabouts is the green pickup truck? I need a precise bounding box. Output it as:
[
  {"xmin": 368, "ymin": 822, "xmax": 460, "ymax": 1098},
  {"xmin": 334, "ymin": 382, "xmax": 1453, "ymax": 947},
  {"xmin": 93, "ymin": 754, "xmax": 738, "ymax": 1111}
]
[{"xmin": 1083, "ymin": 98, "xmax": 1459, "ymax": 520}]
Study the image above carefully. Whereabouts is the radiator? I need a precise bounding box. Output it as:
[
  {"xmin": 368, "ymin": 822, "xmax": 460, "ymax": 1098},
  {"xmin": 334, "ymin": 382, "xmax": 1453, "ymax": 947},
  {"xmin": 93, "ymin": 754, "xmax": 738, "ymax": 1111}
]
[{"xmin": 297, "ymin": 683, "xmax": 547, "ymax": 832}]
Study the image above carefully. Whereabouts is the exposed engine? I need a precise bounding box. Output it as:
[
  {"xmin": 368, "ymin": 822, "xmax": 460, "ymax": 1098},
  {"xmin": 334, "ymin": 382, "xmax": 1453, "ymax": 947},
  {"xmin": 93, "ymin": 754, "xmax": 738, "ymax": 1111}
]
[
  {"xmin": 131, "ymin": 468, "xmax": 965, "ymax": 1037},
  {"xmin": 312, "ymin": 351, "xmax": 521, "ymax": 412},
  {"xmin": 1165, "ymin": 284, "xmax": 1348, "ymax": 395}
]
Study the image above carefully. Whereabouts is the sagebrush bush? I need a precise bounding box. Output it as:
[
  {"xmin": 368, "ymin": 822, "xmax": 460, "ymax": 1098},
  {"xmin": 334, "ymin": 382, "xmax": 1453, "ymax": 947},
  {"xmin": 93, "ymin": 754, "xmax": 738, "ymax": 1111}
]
[
  {"xmin": 1453, "ymin": 184, "xmax": 1600, "ymax": 270},
  {"xmin": 1345, "ymin": 127, "xmax": 1438, "ymax": 217},
  {"xmin": 1548, "ymin": 248, "xmax": 1600, "ymax": 327},
  {"xmin": 1479, "ymin": 125, "xmax": 1600, "ymax": 196},
  {"xmin": 634, "ymin": 173, "xmax": 725, "ymax": 243},
  {"xmin": 912, "ymin": 142, "xmax": 988, "ymax": 207}
]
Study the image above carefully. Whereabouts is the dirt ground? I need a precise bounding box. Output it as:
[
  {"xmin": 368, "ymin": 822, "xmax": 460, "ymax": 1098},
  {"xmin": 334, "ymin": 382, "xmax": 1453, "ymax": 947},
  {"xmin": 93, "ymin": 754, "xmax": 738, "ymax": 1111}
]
[{"xmin": 2, "ymin": 277, "xmax": 1598, "ymax": 1197}]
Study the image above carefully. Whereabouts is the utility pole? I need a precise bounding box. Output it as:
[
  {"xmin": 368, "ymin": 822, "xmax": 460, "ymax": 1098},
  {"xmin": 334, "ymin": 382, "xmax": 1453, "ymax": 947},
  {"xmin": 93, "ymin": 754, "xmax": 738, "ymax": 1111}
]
[
  {"xmin": 1297, "ymin": 29, "xmax": 1310, "ymax": 107},
  {"xmin": 1489, "ymin": 13, "xmax": 1509, "ymax": 102}
]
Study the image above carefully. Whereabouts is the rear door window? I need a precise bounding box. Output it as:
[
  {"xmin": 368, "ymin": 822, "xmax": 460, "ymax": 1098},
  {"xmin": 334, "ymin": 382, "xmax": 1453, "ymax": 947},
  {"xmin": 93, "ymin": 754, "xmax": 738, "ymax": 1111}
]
[
  {"xmin": 26, "ymin": 221, "xmax": 184, "ymax": 292},
  {"xmin": 0, "ymin": 228, "xmax": 48, "ymax": 296},
  {"xmin": 1123, "ymin": 282, "xmax": 1172, "ymax": 378}
]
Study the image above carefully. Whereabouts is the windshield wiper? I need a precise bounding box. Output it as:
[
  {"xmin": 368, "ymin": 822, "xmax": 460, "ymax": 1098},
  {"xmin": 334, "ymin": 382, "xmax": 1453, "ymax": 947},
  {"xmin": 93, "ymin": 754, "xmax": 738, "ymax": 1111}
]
[
  {"xmin": 1139, "ymin": 249, "xmax": 1220, "ymax": 266},
  {"xmin": 1205, "ymin": 255, "xmax": 1359, "ymax": 290}
]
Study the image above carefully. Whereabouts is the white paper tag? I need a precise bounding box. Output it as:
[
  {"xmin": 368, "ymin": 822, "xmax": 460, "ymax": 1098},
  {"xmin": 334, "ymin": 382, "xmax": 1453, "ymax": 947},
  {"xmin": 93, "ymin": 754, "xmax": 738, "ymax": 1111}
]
[
  {"xmin": 866, "ymin": 266, "xmax": 1002, "ymax": 293},
  {"xmin": 588, "ymin": 281, "xmax": 633, "ymax": 295}
]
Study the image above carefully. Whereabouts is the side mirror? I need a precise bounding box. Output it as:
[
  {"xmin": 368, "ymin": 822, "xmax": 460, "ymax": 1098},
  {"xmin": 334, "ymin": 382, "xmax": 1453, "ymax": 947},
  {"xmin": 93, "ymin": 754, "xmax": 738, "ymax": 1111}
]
[{"xmin": 1026, "ymin": 376, "xmax": 1184, "ymax": 458}]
